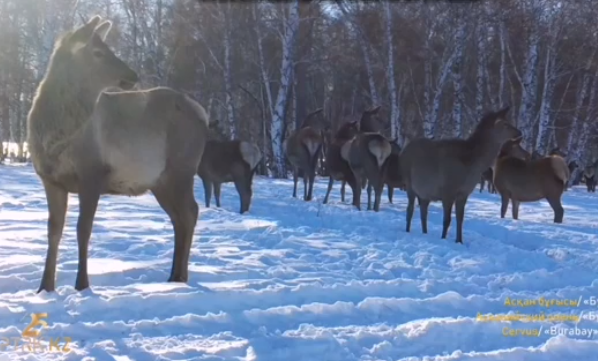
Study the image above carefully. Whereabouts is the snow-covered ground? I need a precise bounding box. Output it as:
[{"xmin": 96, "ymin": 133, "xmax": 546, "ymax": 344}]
[{"xmin": 2, "ymin": 164, "xmax": 598, "ymax": 360}]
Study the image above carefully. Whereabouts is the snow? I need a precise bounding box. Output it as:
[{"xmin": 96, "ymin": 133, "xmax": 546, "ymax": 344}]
[{"xmin": 2, "ymin": 164, "xmax": 598, "ymax": 360}]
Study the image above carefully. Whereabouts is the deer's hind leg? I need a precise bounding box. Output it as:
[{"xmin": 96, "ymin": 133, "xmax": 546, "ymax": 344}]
[
  {"xmin": 546, "ymin": 195, "xmax": 564, "ymax": 223},
  {"xmin": 38, "ymin": 179, "xmax": 68, "ymax": 293},
  {"xmin": 441, "ymin": 197, "xmax": 454, "ymax": 239},
  {"xmin": 405, "ymin": 189, "xmax": 416, "ymax": 233},
  {"xmin": 418, "ymin": 197, "xmax": 430, "ymax": 234},
  {"xmin": 152, "ymin": 172, "xmax": 198, "ymax": 283}
]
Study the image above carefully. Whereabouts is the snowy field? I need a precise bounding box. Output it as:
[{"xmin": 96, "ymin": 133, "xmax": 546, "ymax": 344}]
[{"xmin": 2, "ymin": 164, "xmax": 598, "ymax": 360}]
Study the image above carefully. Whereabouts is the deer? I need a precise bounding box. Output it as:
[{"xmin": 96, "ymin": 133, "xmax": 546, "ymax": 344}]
[
  {"xmin": 479, "ymin": 168, "xmax": 496, "ymax": 194},
  {"xmin": 197, "ymin": 138, "xmax": 262, "ymax": 214},
  {"xmin": 285, "ymin": 108, "xmax": 325, "ymax": 201},
  {"xmin": 493, "ymin": 137, "xmax": 570, "ymax": 223},
  {"xmin": 584, "ymin": 160, "xmax": 598, "ymax": 192},
  {"xmin": 26, "ymin": 16, "xmax": 210, "ymax": 293},
  {"xmin": 322, "ymin": 106, "xmax": 386, "ymax": 209},
  {"xmin": 400, "ymin": 106, "xmax": 520, "ymax": 244},
  {"xmin": 341, "ymin": 129, "xmax": 392, "ymax": 211},
  {"xmin": 385, "ymin": 139, "xmax": 405, "ymax": 203}
]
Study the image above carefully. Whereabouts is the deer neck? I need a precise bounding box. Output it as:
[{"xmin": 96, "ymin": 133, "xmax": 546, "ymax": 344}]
[{"xmin": 468, "ymin": 132, "xmax": 506, "ymax": 175}]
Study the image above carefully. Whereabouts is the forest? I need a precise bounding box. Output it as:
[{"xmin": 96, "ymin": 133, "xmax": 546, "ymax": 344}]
[{"xmin": 0, "ymin": 0, "xmax": 597, "ymax": 180}]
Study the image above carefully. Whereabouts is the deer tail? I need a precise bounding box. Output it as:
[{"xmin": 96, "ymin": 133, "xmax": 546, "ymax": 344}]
[
  {"xmin": 301, "ymin": 135, "xmax": 321, "ymax": 159},
  {"xmin": 367, "ymin": 137, "xmax": 391, "ymax": 168},
  {"xmin": 550, "ymin": 156, "xmax": 569, "ymax": 186},
  {"xmin": 239, "ymin": 141, "xmax": 262, "ymax": 170}
]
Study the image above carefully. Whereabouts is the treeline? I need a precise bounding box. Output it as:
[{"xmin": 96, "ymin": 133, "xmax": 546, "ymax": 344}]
[{"xmin": 1, "ymin": 0, "xmax": 597, "ymax": 179}]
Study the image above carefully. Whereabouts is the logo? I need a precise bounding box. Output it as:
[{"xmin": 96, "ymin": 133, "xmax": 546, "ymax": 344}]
[{"xmin": 0, "ymin": 313, "xmax": 72, "ymax": 353}]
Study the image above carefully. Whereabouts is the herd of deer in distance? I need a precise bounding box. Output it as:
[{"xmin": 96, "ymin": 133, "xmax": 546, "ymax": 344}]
[{"xmin": 17, "ymin": 15, "xmax": 598, "ymax": 293}]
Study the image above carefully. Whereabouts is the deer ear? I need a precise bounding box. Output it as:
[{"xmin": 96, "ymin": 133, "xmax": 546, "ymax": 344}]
[
  {"xmin": 513, "ymin": 135, "xmax": 523, "ymax": 143},
  {"xmin": 94, "ymin": 20, "xmax": 113, "ymax": 41},
  {"xmin": 69, "ymin": 15, "xmax": 103, "ymax": 50}
]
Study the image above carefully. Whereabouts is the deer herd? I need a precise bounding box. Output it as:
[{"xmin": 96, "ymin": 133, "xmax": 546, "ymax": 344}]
[{"xmin": 21, "ymin": 16, "xmax": 598, "ymax": 292}]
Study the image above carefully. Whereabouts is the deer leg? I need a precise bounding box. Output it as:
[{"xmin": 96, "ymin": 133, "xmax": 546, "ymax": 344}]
[
  {"xmin": 388, "ymin": 185, "xmax": 394, "ymax": 203},
  {"xmin": 511, "ymin": 199, "xmax": 520, "ymax": 220},
  {"xmin": 38, "ymin": 179, "xmax": 68, "ymax": 293},
  {"xmin": 349, "ymin": 174, "xmax": 361, "ymax": 211},
  {"xmin": 292, "ymin": 166, "xmax": 299, "ymax": 198},
  {"xmin": 418, "ymin": 197, "xmax": 430, "ymax": 234},
  {"xmin": 480, "ymin": 177, "xmax": 485, "ymax": 193},
  {"xmin": 340, "ymin": 180, "xmax": 346, "ymax": 202},
  {"xmin": 406, "ymin": 190, "xmax": 416, "ymax": 233},
  {"xmin": 152, "ymin": 174, "xmax": 198, "ymax": 283},
  {"xmin": 441, "ymin": 198, "xmax": 453, "ymax": 239},
  {"xmin": 233, "ymin": 172, "xmax": 252, "ymax": 214},
  {"xmin": 306, "ymin": 168, "xmax": 316, "ymax": 201},
  {"xmin": 500, "ymin": 194, "xmax": 509, "ymax": 218},
  {"xmin": 367, "ymin": 182, "xmax": 373, "ymax": 210},
  {"xmin": 303, "ymin": 170, "xmax": 309, "ymax": 201},
  {"xmin": 454, "ymin": 197, "xmax": 467, "ymax": 244},
  {"xmin": 323, "ymin": 176, "xmax": 334, "ymax": 204},
  {"xmin": 547, "ymin": 196, "xmax": 564, "ymax": 223},
  {"xmin": 74, "ymin": 176, "xmax": 103, "ymax": 291},
  {"xmin": 373, "ymin": 180, "xmax": 384, "ymax": 212},
  {"xmin": 213, "ymin": 183, "xmax": 222, "ymax": 207},
  {"xmin": 202, "ymin": 179, "xmax": 212, "ymax": 208}
]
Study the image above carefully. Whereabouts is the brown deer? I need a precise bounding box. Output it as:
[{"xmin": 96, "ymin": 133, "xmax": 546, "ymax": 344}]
[
  {"xmin": 479, "ymin": 168, "xmax": 496, "ymax": 194},
  {"xmin": 26, "ymin": 16, "xmax": 210, "ymax": 292},
  {"xmin": 584, "ymin": 160, "xmax": 597, "ymax": 192},
  {"xmin": 285, "ymin": 108, "xmax": 324, "ymax": 201},
  {"xmin": 385, "ymin": 139, "xmax": 404, "ymax": 203},
  {"xmin": 337, "ymin": 107, "xmax": 386, "ymax": 203},
  {"xmin": 400, "ymin": 106, "xmax": 520, "ymax": 244},
  {"xmin": 198, "ymin": 139, "xmax": 262, "ymax": 214},
  {"xmin": 494, "ymin": 136, "xmax": 570, "ymax": 223},
  {"xmin": 341, "ymin": 131, "xmax": 392, "ymax": 211},
  {"xmin": 322, "ymin": 106, "xmax": 383, "ymax": 208}
]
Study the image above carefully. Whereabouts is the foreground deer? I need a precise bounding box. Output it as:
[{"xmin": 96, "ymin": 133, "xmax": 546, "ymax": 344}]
[
  {"xmin": 494, "ymin": 137, "xmax": 569, "ymax": 223},
  {"xmin": 400, "ymin": 107, "xmax": 519, "ymax": 244},
  {"xmin": 285, "ymin": 108, "xmax": 324, "ymax": 201},
  {"xmin": 27, "ymin": 16, "xmax": 210, "ymax": 292},
  {"xmin": 198, "ymin": 140, "xmax": 261, "ymax": 214}
]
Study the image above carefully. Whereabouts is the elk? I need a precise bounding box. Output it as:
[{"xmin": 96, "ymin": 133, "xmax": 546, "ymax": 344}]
[
  {"xmin": 494, "ymin": 137, "xmax": 569, "ymax": 223},
  {"xmin": 385, "ymin": 139, "xmax": 404, "ymax": 203},
  {"xmin": 341, "ymin": 131, "xmax": 392, "ymax": 211},
  {"xmin": 27, "ymin": 16, "xmax": 210, "ymax": 292},
  {"xmin": 322, "ymin": 106, "xmax": 385, "ymax": 209},
  {"xmin": 322, "ymin": 119, "xmax": 360, "ymax": 206},
  {"xmin": 584, "ymin": 160, "xmax": 597, "ymax": 192},
  {"xmin": 400, "ymin": 106, "xmax": 520, "ymax": 244},
  {"xmin": 197, "ymin": 139, "xmax": 261, "ymax": 214},
  {"xmin": 479, "ymin": 168, "xmax": 496, "ymax": 194},
  {"xmin": 285, "ymin": 108, "xmax": 324, "ymax": 201}
]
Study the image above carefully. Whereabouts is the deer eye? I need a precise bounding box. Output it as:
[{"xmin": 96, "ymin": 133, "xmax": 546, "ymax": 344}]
[{"xmin": 93, "ymin": 49, "xmax": 104, "ymax": 59}]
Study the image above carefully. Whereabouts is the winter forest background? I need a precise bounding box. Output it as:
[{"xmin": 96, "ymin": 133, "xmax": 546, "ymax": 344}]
[{"xmin": 0, "ymin": 0, "xmax": 597, "ymax": 179}]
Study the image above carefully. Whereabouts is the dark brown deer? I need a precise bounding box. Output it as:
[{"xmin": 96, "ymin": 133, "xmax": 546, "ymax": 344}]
[
  {"xmin": 322, "ymin": 106, "xmax": 384, "ymax": 208},
  {"xmin": 494, "ymin": 136, "xmax": 570, "ymax": 223},
  {"xmin": 285, "ymin": 108, "xmax": 324, "ymax": 201},
  {"xmin": 479, "ymin": 168, "xmax": 496, "ymax": 193},
  {"xmin": 385, "ymin": 139, "xmax": 404, "ymax": 203},
  {"xmin": 322, "ymin": 119, "xmax": 360, "ymax": 206},
  {"xmin": 27, "ymin": 16, "xmax": 209, "ymax": 292},
  {"xmin": 341, "ymin": 131, "xmax": 392, "ymax": 211},
  {"xmin": 337, "ymin": 106, "xmax": 386, "ymax": 202},
  {"xmin": 400, "ymin": 106, "xmax": 520, "ymax": 244},
  {"xmin": 197, "ymin": 139, "xmax": 262, "ymax": 214},
  {"xmin": 584, "ymin": 160, "xmax": 597, "ymax": 192}
]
